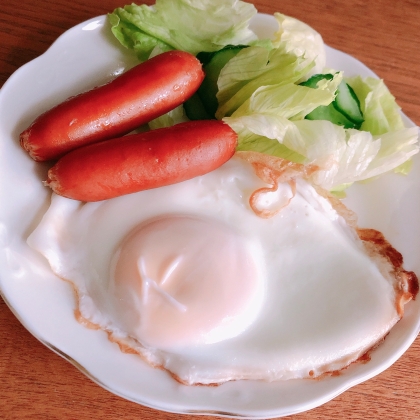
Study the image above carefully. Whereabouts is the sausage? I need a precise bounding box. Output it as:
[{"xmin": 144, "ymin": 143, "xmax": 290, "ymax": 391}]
[
  {"xmin": 20, "ymin": 51, "xmax": 204, "ymax": 162},
  {"xmin": 45, "ymin": 120, "xmax": 238, "ymax": 202}
]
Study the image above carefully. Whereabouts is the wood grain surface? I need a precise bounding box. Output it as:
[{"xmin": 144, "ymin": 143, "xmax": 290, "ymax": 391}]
[{"xmin": 1, "ymin": 0, "xmax": 419, "ymax": 419}]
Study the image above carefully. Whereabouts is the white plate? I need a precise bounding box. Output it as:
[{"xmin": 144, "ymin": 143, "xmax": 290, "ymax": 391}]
[{"xmin": 1, "ymin": 13, "xmax": 419, "ymax": 419}]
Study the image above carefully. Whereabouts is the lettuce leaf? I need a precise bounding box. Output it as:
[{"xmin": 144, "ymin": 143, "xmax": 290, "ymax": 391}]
[
  {"xmin": 226, "ymin": 114, "xmax": 306, "ymax": 162},
  {"xmin": 224, "ymin": 114, "xmax": 419, "ymax": 190},
  {"xmin": 109, "ymin": 0, "xmax": 258, "ymax": 60},
  {"xmin": 215, "ymin": 46, "xmax": 315, "ymax": 118},
  {"xmin": 346, "ymin": 76, "xmax": 405, "ymax": 135},
  {"xmin": 272, "ymin": 13, "xmax": 326, "ymax": 77},
  {"xmin": 230, "ymin": 72, "xmax": 342, "ymax": 119},
  {"xmin": 148, "ymin": 105, "xmax": 187, "ymax": 130}
]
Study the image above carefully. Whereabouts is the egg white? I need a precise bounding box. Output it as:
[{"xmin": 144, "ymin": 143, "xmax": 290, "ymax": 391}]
[{"xmin": 28, "ymin": 156, "xmax": 400, "ymax": 385}]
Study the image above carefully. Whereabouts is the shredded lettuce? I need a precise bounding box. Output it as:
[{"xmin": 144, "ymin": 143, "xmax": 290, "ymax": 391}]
[{"xmin": 109, "ymin": 0, "xmax": 258, "ymax": 60}]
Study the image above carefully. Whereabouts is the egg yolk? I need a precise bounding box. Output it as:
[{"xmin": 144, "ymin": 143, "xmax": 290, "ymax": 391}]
[{"xmin": 110, "ymin": 215, "xmax": 264, "ymax": 349}]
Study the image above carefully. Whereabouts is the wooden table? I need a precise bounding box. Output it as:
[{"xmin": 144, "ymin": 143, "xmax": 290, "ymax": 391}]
[{"xmin": 1, "ymin": 0, "xmax": 419, "ymax": 418}]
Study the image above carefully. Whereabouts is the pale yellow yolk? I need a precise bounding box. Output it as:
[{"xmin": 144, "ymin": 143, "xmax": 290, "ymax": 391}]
[{"xmin": 110, "ymin": 215, "xmax": 264, "ymax": 350}]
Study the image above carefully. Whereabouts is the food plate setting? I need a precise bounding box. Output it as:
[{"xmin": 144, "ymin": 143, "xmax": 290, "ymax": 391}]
[{"xmin": 1, "ymin": 5, "xmax": 420, "ymax": 419}]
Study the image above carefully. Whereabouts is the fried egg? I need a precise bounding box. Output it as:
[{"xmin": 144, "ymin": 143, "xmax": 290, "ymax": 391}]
[{"xmin": 27, "ymin": 155, "xmax": 417, "ymax": 385}]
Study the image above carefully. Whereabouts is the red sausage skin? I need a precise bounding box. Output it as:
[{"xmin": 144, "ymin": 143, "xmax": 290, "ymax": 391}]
[
  {"xmin": 20, "ymin": 51, "xmax": 204, "ymax": 162},
  {"xmin": 46, "ymin": 121, "xmax": 238, "ymax": 202}
]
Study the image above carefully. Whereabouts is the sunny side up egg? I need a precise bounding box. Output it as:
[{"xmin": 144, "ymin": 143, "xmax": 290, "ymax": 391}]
[{"xmin": 27, "ymin": 156, "xmax": 416, "ymax": 385}]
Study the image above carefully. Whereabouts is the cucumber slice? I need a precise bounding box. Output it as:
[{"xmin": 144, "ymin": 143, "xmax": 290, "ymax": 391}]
[
  {"xmin": 196, "ymin": 45, "xmax": 248, "ymax": 67},
  {"xmin": 183, "ymin": 93, "xmax": 212, "ymax": 121},
  {"xmin": 300, "ymin": 73, "xmax": 334, "ymax": 88},
  {"xmin": 333, "ymin": 81, "xmax": 364, "ymax": 127},
  {"xmin": 305, "ymin": 103, "xmax": 357, "ymax": 129},
  {"xmin": 196, "ymin": 50, "xmax": 217, "ymax": 67},
  {"xmin": 197, "ymin": 45, "xmax": 248, "ymax": 118},
  {"xmin": 301, "ymin": 74, "xmax": 364, "ymax": 129}
]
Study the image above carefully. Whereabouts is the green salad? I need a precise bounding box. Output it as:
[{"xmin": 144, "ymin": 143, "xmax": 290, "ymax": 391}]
[{"xmin": 109, "ymin": 0, "xmax": 419, "ymax": 194}]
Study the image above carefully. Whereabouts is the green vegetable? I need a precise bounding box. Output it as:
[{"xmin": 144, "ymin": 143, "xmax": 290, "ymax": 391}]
[
  {"xmin": 108, "ymin": 13, "xmax": 171, "ymax": 61},
  {"xmin": 305, "ymin": 102, "xmax": 356, "ymax": 129},
  {"xmin": 225, "ymin": 71, "xmax": 341, "ymax": 121},
  {"xmin": 183, "ymin": 94, "xmax": 212, "ymax": 120},
  {"xmin": 346, "ymin": 76, "xmax": 405, "ymax": 135},
  {"xmin": 272, "ymin": 13, "xmax": 326, "ymax": 77},
  {"xmin": 301, "ymin": 74, "xmax": 364, "ymax": 129},
  {"xmin": 231, "ymin": 81, "xmax": 338, "ymax": 120},
  {"xmin": 334, "ymin": 81, "xmax": 364, "ymax": 126},
  {"xmin": 109, "ymin": 0, "xmax": 257, "ymax": 60},
  {"xmin": 186, "ymin": 45, "xmax": 247, "ymax": 119},
  {"xmin": 148, "ymin": 105, "xmax": 187, "ymax": 130},
  {"xmin": 300, "ymin": 73, "xmax": 334, "ymax": 88},
  {"xmin": 225, "ymin": 114, "xmax": 419, "ymax": 190},
  {"xmin": 215, "ymin": 46, "xmax": 315, "ymax": 118}
]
